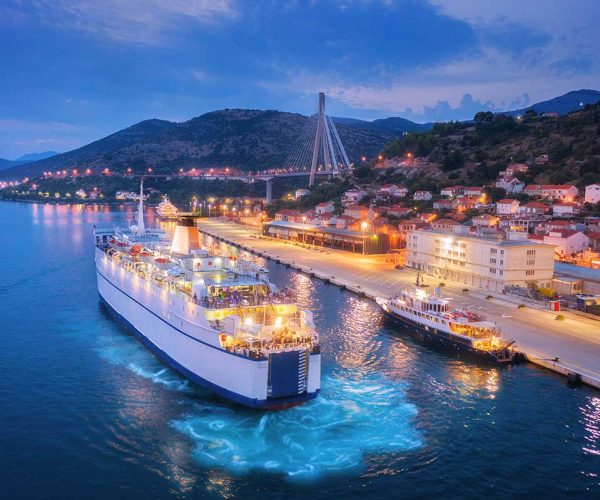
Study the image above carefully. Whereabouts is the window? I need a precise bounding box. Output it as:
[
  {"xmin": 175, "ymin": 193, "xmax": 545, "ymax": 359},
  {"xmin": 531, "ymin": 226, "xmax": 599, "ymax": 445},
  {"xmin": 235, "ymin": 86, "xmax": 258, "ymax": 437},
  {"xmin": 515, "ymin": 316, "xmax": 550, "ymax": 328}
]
[
  {"xmin": 527, "ymin": 259, "xmax": 535, "ymax": 266},
  {"xmin": 489, "ymin": 268, "xmax": 497, "ymax": 274},
  {"xmin": 526, "ymin": 270, "xmax": 535, "ymax": 276},
  {"xmin": 527, "ymin": 249, "xmax": 536, "ymax": 256},
  {"xmin": 490, "ymin": 258, "xmax": 497, "ymax": 264},
  {"xmin": 491, "ymin": 248, "xmax": 498, "ymax": 254}
]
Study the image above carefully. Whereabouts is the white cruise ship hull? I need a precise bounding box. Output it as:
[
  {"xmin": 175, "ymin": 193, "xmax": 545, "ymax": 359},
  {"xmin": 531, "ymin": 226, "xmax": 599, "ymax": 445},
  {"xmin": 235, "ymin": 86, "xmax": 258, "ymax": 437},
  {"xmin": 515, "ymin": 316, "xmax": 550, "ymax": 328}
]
[{"xmin": 96, "ymin": 249, "xmax": 320, "ymax": 408}]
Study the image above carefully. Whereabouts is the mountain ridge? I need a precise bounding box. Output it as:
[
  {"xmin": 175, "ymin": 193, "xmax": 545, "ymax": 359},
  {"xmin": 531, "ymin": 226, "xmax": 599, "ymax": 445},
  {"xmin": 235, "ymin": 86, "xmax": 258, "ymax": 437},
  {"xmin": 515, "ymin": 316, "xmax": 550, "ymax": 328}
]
[{"xmin": 2, "ymin": 89, "xmax": 599, "ymax": 181}]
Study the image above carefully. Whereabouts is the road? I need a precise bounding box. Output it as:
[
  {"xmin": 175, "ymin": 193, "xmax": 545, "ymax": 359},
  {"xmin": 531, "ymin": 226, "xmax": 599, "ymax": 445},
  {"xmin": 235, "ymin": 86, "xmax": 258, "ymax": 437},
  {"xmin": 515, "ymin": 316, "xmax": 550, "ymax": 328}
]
[{"xmin": 199, "ymin": 219, "xmax": 600, "ymax": 388}]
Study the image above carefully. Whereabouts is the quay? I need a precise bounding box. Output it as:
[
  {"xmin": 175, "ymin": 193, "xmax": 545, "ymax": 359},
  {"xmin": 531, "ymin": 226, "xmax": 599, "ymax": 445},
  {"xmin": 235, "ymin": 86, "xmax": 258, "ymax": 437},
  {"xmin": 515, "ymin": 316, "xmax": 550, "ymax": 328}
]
[{"xmin": 198, "ymin": 219, "xmax": 600, "ymax": 390}]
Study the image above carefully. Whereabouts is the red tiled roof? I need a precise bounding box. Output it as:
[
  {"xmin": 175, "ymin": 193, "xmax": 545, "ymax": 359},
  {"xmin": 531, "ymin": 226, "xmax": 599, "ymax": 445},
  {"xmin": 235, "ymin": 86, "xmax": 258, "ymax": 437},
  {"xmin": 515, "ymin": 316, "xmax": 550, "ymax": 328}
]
[
  {"xmin": 547, "ymin": 229, "xmax": 580, "ymax": 238},
  {"xmin": 497, "ymin": 199, "xmax": 518, "ymax": 204}
]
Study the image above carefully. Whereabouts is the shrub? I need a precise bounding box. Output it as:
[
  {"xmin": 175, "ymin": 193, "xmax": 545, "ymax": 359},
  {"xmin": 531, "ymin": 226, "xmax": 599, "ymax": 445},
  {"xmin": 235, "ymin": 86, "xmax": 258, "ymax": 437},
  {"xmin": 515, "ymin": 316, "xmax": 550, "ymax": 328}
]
[
  {"xmin": 486, "ymin": 295, "xmax": 493, "ymax": 300},
  {"xmin": 518, "ymin": 304, "xmax": 526, "ymax": 309},
  {"xmin": 462, "ymin": 288, "xmax": 469, "ymax": 292},
  {"xmin": 439, "ymin": 282, "xmax": 446, "ymax": 287},
  {"xmin": 555, "ymin": 314, "xmax": 565, "ymax": 321}
]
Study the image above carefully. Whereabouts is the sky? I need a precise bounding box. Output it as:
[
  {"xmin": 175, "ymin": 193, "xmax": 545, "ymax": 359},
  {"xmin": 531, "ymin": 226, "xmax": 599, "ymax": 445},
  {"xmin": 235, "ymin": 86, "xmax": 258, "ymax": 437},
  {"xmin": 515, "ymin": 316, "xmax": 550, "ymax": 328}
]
[{"xmin": 1, "ymin": 0, "xmax": 600, "ymax": 158}]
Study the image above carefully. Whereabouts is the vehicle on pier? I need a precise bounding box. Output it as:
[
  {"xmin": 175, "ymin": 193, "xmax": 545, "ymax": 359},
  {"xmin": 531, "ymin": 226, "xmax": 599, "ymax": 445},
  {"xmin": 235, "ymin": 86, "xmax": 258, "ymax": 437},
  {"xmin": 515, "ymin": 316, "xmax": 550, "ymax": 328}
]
[
  {"xmin": 94, "ymin": 182, "xmax": 320, "ymax": 409},
  {"xmin": 376, "ymin": 284, "xmax": 514, "ymax": 364}
]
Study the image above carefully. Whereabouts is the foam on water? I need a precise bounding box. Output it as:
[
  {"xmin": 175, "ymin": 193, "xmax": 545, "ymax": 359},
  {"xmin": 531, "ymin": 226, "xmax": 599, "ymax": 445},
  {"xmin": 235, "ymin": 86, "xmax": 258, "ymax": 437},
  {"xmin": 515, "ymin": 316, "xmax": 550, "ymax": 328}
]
[
  {"xmin": 97, "ymin": 334, "xmax": 192, "ymax": 393},
  {"xmin": 171, "ymin": 371, "xmax": 422, "ymax": 480}
]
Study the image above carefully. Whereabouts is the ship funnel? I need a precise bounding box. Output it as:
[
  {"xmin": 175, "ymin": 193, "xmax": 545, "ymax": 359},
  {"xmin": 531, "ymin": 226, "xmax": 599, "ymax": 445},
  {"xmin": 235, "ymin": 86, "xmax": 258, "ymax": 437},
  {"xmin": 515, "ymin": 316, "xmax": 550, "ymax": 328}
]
[{"xmin": 171, "ymin": 217, "xmax": 200, "ymax": 255}]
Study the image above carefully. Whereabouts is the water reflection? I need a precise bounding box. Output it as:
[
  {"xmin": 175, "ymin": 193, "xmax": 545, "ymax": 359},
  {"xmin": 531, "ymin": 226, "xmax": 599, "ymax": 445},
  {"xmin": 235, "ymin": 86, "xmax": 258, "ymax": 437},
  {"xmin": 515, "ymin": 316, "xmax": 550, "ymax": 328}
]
[{"xmin": 581, "ymin": 396, "xmax": 600, "ymax": 457}]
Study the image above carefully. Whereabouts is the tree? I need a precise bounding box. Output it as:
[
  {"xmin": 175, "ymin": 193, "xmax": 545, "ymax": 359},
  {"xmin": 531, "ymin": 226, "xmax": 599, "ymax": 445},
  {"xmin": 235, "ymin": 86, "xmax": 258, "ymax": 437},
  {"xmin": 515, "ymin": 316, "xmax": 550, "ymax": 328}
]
[
  {"xmin": 484, "ymin": 186, "xmax": 507, "ymax": 203},
  {"xmin": 474, "ymin": 111, "xmax": 494, "ymax": 123},
  {"xmin": 441, "ymin": 150, "xmax": 464, "ymax": 172}
]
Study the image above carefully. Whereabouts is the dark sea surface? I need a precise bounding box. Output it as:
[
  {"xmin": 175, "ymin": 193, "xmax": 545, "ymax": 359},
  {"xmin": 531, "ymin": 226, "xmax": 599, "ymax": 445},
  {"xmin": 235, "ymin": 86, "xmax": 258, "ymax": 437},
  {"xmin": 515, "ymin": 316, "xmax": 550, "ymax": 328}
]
[{"xmin": 0, "ymin": 202, "xmax": 598, "ymax": 498}]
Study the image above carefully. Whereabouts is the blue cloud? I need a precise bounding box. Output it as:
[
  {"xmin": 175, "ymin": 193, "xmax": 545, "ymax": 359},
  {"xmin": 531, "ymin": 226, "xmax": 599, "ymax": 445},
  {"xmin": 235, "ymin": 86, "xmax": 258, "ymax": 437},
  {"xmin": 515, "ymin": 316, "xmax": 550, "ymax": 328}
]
[{"xmin": 0, "ymin": 0, "xmax": 599, "ymax": 156}]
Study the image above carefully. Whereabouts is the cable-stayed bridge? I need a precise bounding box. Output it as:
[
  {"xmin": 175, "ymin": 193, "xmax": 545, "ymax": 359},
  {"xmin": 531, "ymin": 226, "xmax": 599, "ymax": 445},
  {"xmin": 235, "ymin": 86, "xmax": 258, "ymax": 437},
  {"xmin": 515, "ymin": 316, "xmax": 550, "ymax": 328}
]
[{"xmin": 230, "ymin": 92, "xmax": 353, "ymax": 202}]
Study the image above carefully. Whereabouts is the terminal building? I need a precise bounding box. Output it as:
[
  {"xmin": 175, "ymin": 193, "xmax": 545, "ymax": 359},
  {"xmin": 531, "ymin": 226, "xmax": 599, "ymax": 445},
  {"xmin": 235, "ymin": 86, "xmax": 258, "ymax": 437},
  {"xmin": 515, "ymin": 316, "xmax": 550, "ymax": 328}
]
[
  {"xmin": 406, "ymin": 228, "xmax": 555, "ymax": 292},
  {"xmin": 262, "ymin": 220, "xmax": 392, "ymax": 254}
]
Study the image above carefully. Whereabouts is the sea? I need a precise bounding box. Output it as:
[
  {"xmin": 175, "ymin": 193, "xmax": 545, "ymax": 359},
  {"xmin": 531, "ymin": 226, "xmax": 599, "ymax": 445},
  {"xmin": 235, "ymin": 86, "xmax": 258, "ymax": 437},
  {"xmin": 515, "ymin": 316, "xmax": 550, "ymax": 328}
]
[{"xmin": 0, "ymin": 201, "xmax": 598, "ymax": 498}]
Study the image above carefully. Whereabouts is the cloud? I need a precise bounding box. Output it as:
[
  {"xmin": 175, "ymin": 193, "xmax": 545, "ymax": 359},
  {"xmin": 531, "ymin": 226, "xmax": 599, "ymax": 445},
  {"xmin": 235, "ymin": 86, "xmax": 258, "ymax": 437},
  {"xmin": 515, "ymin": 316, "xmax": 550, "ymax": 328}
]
[{"xmin": 8, "ymin": 0, "xmax": 238, "ymax": 45}]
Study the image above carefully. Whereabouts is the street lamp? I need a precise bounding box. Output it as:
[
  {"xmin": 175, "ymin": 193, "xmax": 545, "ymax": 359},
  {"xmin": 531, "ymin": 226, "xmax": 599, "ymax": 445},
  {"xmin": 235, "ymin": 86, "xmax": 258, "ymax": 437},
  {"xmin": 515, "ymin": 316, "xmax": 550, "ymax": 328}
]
[
  {"xmin": 361, "ymin": 221, "xmax": 368, "ymax": 254},
  {"xmin": 302, "ymin": 216, "xmax": 307, "ymax": 243}
]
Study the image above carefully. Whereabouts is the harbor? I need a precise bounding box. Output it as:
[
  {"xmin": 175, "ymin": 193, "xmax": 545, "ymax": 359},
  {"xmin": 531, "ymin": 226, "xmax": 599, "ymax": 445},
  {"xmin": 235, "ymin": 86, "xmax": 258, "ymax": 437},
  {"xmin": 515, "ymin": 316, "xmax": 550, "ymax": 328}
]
[
  {"xmin": 199, "ymin": 219, "xmax": 600, "ymax": 389},
  {"xmin": 1, "ymin": 201, "xmax": 599, "ymax": 497}
]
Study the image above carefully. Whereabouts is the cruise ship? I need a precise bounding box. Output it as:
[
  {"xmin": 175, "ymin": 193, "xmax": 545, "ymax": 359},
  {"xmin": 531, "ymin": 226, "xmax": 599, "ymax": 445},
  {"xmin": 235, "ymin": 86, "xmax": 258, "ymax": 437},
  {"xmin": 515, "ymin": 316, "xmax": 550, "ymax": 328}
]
[
  {"xmin": 376, "ymin": 284, "xmax": 514, "ymax": 364},
  {"xmin": 94, "ymin": 183, "xmax": 320, "ymax": 408},
  {"xmin": 156, "ymin": 195, "xmax": 178, "ymax": 218}
]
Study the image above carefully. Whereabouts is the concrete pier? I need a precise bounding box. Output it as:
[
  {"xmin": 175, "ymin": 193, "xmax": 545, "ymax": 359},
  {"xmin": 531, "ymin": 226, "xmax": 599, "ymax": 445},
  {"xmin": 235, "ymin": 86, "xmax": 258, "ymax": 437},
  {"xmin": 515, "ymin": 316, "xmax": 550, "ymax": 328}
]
[{"xmin": 199, "ymin": 220, "xmax": 600, "ymax": 390}]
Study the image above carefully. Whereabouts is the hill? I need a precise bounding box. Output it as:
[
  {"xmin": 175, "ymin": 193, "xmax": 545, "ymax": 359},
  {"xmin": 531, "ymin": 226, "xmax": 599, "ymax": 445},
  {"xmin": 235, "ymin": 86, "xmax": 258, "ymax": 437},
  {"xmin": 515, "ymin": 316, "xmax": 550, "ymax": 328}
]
[
  {"xmin": 506, "ymin": 89, "xmax": 600, "ymax": 117},
  {"xmin": 376, "ymin": 102, "xmax": 600, "ymax": 192},
  {"xmin": 0, "ymin": 158, "xmax": 26, "ymax": 171},
  {"xmin": 0, "ymin": 111, "xmax": 396, "ymax": 180},
  {"xmin": 333, "ymin": 116, "xmax": 431, "ymax": 134},
  {"xmin": 15, "ymin": 151, "xmax": 59, "ymax": 162}
]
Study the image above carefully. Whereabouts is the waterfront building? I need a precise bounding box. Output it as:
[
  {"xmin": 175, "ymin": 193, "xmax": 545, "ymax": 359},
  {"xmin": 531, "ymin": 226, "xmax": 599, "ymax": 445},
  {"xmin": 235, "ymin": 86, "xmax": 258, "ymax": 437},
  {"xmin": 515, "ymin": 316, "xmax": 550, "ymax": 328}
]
[
  {"xmin": 552, "ymin": 202, "xmax": 580, "ymax": 216},
  {"xmin": 335, "ymin": 215, "xmax": 356, "ymax": 229},
  {"xmin": 405, "ymin": 228, "xmax": 555, "ymax": 291},
  {"xmin": 496, "ymin": 199, "xmax": 520, "ymax": 215},
  {"xmin": 315, "ymin": 202, "xmax": 335, "ymax": 214},
  {"xmin": 584, "ymin": 184, "xmax": 600, "ymax": 204},
  {"xmin": 431, "ymin": 219, "xmax": 462, "ymax": 231},
  {"xmin": 262, "ymin": 220, "xmax": 391, "ymax": 254},
  {"xmin": 539, "ymin": 230, "xmax": 590, "ymax": 256},
  {"xmin": 518, "ymin": 202, "xmax": 550, "ymax": 215},
  {"xmin": 472, "ymin": 214, "xmax": 500, "ymax": 227},
  {"xmin": 388, "ymin": 205, "xmax": 413, "ymax": 217},
  {"xmin": 524, "ymin": 184, "xmax": 579, "ymax": 201},
  {"xmin": 274, "ymin": 209, "xmax": 301, "ymax": 222},
  {"xmin": 343, "ymin": 204, "xmax": 369, "ymax": 220}
]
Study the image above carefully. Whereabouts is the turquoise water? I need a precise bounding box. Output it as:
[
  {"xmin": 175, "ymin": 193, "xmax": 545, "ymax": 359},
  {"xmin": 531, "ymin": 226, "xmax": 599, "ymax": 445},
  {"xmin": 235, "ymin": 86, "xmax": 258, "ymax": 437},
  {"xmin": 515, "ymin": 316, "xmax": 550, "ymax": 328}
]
[{"xmin": 0, "ymin": 202, "xmax": 598, "ymax": 498}]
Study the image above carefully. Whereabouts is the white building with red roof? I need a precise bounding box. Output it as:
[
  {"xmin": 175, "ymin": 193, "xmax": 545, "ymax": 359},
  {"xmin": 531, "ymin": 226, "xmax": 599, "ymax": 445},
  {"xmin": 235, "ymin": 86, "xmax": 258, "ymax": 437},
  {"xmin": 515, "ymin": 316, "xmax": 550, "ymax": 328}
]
[
  {"xmin": 584, "ymin": 184, "xmax": 600, "ymax": 204},
  {"xmin": 540, "ymin": 230, "xmax": 589, "ymax": 256},
  {"xmin": 496, "ymin": 199, "xmax": 520, "ymax": 215},
  {"xmin": 518, "ymin": 201, "xmax": 550, "ymax": 215},
  {"xmin": 315, "ymin": 201, "xmax": 335, "ymax": 214},
  {"xmin": 552, "ymin": 202, "xmax": 581, "ymax": 216},
  {"xmin": 524, "ymin": 184, "xmax": 579, "ymax": 201},
  {"xmin": 413, "ymin": 190, "xmax": 432, "ymax": 201}
]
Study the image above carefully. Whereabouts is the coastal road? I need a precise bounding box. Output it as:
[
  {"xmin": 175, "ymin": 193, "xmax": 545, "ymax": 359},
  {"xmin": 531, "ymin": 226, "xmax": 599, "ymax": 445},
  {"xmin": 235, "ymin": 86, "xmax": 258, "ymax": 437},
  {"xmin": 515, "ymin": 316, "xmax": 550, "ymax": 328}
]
[{"xmin": 199, "ymin": 220, "xmax": 600, "ymax": 386}]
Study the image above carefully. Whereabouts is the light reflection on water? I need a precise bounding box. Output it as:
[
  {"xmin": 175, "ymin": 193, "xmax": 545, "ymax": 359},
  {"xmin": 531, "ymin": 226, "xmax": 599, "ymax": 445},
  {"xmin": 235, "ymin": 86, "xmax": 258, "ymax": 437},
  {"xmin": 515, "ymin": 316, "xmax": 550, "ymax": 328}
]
[{"xmin": 3, "ymin": 203, "xmax": 599, "ymax": 497}]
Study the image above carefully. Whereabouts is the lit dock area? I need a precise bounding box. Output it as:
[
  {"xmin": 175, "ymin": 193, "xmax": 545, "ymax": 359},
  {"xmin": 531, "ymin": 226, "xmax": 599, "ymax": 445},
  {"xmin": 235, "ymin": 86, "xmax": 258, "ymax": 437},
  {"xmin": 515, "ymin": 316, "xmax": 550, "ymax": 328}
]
[{"xmin": 199, "ymin": 219, "xmax": 600, "ymax": 389}]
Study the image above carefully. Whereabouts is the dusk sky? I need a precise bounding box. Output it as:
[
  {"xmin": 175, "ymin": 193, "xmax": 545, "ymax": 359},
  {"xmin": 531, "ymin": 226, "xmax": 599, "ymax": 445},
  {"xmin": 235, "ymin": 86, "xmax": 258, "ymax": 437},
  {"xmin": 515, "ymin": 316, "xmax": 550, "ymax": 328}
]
[{"xmin": 1, "ymin": 0, "xmax": 600, "ymax": 158}]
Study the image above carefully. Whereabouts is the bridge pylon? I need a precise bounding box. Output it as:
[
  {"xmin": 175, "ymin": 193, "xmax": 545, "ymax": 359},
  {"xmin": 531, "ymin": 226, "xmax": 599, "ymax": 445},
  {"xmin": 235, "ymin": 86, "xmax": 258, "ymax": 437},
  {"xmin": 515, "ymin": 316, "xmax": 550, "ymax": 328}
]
[{"xmin": 308, "ymin": 92, "xmax": 351, "ymax": 188}]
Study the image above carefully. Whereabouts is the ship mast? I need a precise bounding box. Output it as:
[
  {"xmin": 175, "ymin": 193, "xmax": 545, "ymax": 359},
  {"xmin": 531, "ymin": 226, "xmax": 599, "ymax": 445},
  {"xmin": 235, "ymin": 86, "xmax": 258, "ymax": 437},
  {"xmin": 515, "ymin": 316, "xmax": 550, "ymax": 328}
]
[{"xmin": 136, "ymin": 178, "xmax": 146, "ymax": 236}]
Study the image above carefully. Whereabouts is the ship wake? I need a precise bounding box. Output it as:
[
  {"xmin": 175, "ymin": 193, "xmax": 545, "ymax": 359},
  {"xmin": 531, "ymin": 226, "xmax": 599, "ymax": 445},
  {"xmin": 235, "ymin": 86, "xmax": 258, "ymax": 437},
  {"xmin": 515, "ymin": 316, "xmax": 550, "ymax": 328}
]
[{"xmin": 171, "ymin": 371, "xmax": 422, "ymax": 480}]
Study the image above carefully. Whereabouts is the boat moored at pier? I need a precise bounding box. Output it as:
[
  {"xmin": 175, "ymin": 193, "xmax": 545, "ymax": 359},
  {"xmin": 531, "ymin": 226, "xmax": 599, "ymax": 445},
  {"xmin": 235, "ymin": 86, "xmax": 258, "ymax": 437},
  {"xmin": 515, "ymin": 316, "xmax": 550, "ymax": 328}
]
[{"xmin": 376, "ymin": 285, "xmax": 514, "ymax": 364}]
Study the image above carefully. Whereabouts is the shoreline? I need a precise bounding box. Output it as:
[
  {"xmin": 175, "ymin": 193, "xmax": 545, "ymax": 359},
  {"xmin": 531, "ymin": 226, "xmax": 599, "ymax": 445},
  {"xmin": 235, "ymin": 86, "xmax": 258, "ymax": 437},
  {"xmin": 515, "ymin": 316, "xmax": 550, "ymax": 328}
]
[{"xmin": 198, "ymin": 219, "xmax": 600, "ymax": 391}]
